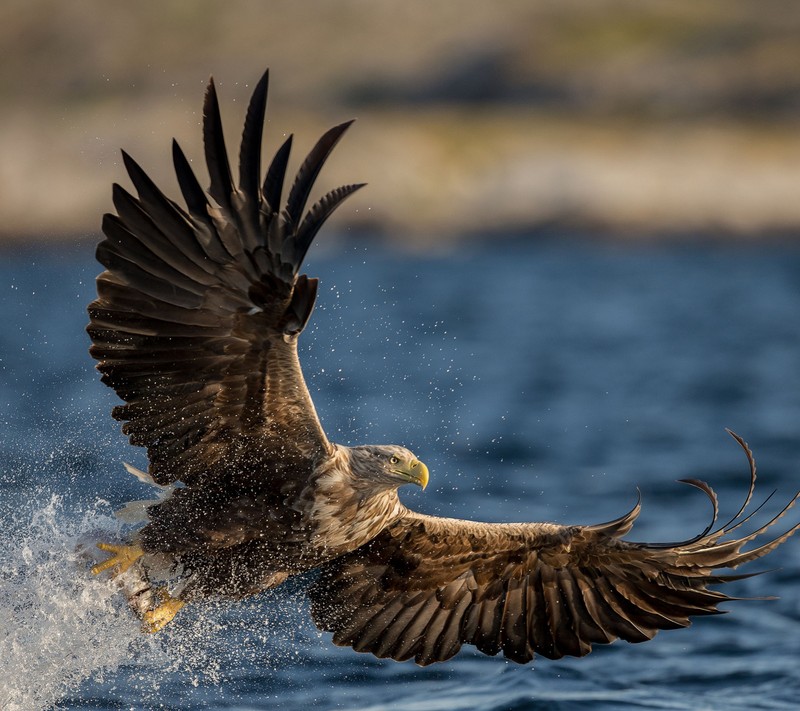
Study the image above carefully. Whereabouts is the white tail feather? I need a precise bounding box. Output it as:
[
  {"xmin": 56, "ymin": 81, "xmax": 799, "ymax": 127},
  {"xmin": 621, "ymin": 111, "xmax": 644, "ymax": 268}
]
[
  {"xmin": 122, "ymin": 462, "xmax": 169, "ymax": 488},
  {"xmin": 115, "ymin": 462, "xmax": 176, "ymax": 523}
]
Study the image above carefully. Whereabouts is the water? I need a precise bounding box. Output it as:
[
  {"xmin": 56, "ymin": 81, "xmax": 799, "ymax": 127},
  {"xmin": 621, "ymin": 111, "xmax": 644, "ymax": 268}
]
[{"xmin": 1, "ymin": 236, "xmax": 799, "ymax": 710}]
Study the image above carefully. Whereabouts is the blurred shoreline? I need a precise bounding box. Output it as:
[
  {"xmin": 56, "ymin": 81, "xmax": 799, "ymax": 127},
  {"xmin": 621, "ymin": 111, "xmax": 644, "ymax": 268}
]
[
  {"xmin": 4, "ymin": 106, "xmax": 800, "ymax": 246},
  {"xmin": 3, "ymin": 0, "xmax": 800, "ymax": 245}
]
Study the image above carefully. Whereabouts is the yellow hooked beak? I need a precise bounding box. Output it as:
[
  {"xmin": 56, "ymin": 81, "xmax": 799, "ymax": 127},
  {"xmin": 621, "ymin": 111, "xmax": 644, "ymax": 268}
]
[{"xmin": 394, "ymin": 459, "xmax": 429, "ymax": 490}]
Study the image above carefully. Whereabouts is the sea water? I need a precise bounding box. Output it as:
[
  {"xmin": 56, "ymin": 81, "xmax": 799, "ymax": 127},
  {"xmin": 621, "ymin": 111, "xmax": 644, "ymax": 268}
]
[{"xmin": 1, "ymin": 237, "xmax": 799, "ymax": 710}]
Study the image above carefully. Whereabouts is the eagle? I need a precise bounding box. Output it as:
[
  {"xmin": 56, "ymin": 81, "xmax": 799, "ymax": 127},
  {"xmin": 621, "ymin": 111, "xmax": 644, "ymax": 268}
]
[{"xmin": 89, "ymin": 69, "xmax": 799, "ymax": 666}]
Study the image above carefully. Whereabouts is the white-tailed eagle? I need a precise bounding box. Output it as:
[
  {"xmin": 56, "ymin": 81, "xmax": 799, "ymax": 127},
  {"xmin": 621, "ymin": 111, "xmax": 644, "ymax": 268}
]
[{"xmin": 88, "ymin": 69, "xmax": 799, "ymax": 666}]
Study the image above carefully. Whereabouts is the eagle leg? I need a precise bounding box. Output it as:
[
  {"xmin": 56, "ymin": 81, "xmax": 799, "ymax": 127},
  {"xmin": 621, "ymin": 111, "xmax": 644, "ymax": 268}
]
[
  {"xmin": 141, "ymin": 587, "xmax": 185, "ymax": 633},
  {"xmin": 91, "ymin": 542, "xmax": 144, "ymax": 576}
]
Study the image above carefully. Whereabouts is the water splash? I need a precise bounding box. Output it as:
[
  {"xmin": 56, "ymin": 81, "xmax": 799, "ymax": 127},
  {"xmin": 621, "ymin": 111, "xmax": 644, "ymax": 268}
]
[
  {"xmin": 0, "ymin": 492, "xmax": 149, "ymax": 710},
  {"xmin": 0, "ymin": 487, "xmax": 320, "ymax": 710}
]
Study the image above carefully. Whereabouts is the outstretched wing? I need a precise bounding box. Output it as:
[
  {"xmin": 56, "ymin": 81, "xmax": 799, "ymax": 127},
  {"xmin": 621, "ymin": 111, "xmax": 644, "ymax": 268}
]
[
  {"xmin": 310, "ymin": 435, "xmax": 799, "ymax": 666},
  {"xmin": 87, "ymin": 70, "xmax": 364, "ymax": 484}
]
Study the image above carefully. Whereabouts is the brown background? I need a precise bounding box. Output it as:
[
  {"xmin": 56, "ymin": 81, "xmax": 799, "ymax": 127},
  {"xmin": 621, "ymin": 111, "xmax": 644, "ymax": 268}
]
[{"xmin": 3, "ymin": 0, "xmax": 800, "ymax": 244}]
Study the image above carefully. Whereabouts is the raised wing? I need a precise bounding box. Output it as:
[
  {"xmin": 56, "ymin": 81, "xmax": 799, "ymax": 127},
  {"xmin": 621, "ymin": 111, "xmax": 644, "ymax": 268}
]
[
  {"xmin": 87, "ymin": 69, "xmax": 364, "ymax": 484},
  {"xmin": 310, "ymin": 434, "xmax": 799, "ymax": 666}
]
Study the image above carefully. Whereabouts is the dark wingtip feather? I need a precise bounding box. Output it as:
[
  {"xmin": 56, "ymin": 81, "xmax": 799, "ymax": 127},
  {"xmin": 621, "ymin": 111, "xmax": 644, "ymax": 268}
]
[
  {"xmin": 120, "ymin": 149, "xmax": 137, "ymax": 178},
  {"xmin": 172, "ymin": 139, "xmax": 210, "ymax": 221},
  {"xmin": 263, "ymin": 134, "xmax": 293, "ymax": 213},
  {"xmin": 203, "ymin": 77, "xmax": 234, "ymax": 211},
  {"xmin": 285, "ymin": 119, "xmax": 356, "ymax": 228},
  {"xmin": 587, "ymin": 489, "xmax": 641, "ymax": 537},
  {"xmin": 676, "ymin": 478, "xmax": 719, "ymax": 543},
  {"xmin": 120, "ymin": 150, "xmax": 172, "ymax": 212},
  {"xmin": 239, "ymin": 69, "xmax": 270, "ymax": 199},
  {"xmin": 721, "ymin": 429, "xmax": 758, "ymax": 529},
  {"xmin": 292, "ymin": 182, "xmax": 366, "ymax": 269},
  {"xmin": 111, "ymin": 181, "xmax": 139, "ymax": 216}
]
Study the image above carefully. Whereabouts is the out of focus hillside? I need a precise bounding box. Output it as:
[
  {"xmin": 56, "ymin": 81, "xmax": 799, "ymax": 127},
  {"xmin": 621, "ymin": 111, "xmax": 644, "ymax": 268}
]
[{"xmin": 3, "ymin": 0, "xmax": 800, "ymax": 243}]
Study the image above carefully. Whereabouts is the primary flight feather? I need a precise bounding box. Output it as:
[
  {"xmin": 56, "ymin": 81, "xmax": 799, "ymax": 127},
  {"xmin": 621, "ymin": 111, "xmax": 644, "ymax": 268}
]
[{"xmin": 88, "ymin": 69, "xmax": 799, "ymax": 665}]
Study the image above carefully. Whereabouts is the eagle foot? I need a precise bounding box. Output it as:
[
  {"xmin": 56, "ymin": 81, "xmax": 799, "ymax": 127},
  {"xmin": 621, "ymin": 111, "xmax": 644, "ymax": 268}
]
[
  {"xmin": 141, "ymin": 587, "xmax": 185, "ymax": 633},
  {"xmin": 91, "ymin": 542, "xmax": 144, "ymax": 576}
]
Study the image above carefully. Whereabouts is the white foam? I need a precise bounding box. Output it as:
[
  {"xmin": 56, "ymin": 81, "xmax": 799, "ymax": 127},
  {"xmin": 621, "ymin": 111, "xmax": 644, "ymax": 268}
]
[
  {"xmin": 0, "ymin": 487, "xmax": 312, "ymax": 709},
  {"xmin": 0, "ymin": 493, "xmax": 152, "ymax": 710}
]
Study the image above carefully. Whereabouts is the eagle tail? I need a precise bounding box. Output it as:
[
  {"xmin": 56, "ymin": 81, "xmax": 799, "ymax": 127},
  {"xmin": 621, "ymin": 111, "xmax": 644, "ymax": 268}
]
[{"xmin": 114, "ymin": 462, "xmax": 176, "ymax": 523}]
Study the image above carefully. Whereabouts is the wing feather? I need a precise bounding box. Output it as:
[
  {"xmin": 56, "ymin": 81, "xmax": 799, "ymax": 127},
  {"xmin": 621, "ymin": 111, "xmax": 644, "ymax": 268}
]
[
  {"xmin": 172, "ymin": 140, "xmax": 218, "ymax": 234},
  {"xmin": 285, "ymin": 121, "xmax": 355, "ymax": 230},
  {"xmin": 527, "ymin": 566, "xmax": 558, "ymax": 658},
  {"xmin": 291, "ymin": 184, "xmax": 366, "ymax": 266},
  {"xmin": 117, "ymin": 155, "xmax": 219, "ymax": 276},
  {"xmin": 500, "ymin": 574, "xmax": 533, "ymax": 662},
  {"xmin": 238, "ymin": 70, "xmax": 270, "ymax": 207},
  {"xmin": 88, "ymin": 69, "xmax": 361, "ymax": 484},
  {"xmin": 263, "ymin": 135, "xmax": 293, "ymax": 215},
  {"xmin": 556, "ymin": 569, "xmax": 611, "ymax": 646},
  {"xmin": 202, "ymin": 78, "xmax": 236, "ymax": 220}
]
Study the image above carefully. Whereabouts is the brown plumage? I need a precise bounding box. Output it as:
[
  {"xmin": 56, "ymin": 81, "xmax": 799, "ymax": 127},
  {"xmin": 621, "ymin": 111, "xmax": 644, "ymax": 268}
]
[
  {"xmin": 88, "ymin": 69, "xmax": 799, "ymax": 662},
  {"xmin": 310, "ymin": 433, "xmax": 799, "ymax": 665}
]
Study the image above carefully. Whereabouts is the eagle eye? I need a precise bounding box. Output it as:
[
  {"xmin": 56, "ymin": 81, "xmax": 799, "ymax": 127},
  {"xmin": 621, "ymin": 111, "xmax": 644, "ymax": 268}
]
[{"xmin": 390, "ymin": 456, "xmax": 399, "ymax": 465}]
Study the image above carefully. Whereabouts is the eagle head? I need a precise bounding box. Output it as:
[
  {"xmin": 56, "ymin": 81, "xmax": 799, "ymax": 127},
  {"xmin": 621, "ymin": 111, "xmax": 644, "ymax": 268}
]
[{"xmin": 348, "ymin": 444, "xmax": 429, "ymax": 491}]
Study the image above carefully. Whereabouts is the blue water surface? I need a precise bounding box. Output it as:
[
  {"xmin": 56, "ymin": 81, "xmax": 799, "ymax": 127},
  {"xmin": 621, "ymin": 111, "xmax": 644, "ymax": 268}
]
[{"xmin": 1, "ymin": 236, "xmax": 799, "ymax": 710}]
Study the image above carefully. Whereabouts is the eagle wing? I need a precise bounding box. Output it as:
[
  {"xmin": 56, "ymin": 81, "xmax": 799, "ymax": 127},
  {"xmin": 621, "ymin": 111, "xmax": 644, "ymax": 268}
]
[
  {"xmin": 310, "ymin": 434, "xmax": 799, "ymax": 666},
  {"xmin": 87, "ymin": 70, "xmax": 364, "ymax": 484}
]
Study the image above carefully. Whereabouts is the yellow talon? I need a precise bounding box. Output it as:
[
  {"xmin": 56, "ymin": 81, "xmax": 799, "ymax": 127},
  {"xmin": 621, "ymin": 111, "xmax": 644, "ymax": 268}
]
[
  {"xmin": 142, "ymin": 588, "xmax": 185, "ymax": 633},
  {"xmin": 91, "ymin": 542, "xmax": 144, "ymax": 576}
]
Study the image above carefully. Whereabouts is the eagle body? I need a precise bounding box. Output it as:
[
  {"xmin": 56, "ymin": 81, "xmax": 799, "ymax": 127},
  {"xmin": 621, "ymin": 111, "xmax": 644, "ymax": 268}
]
[
  {"xmin": 88, "ymin": 69, "xmax": 799, "ymax": 665},
  {"xmin": 134, "ymin": 444, "xmax": 412, "ymax": 599}
]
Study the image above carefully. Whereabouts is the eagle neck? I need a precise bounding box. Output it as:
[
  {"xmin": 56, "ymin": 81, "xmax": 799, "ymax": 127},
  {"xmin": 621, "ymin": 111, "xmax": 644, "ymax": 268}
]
[{"xmin": 307, "ymin": 445, "xmax": 406, "ymax": 555}]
